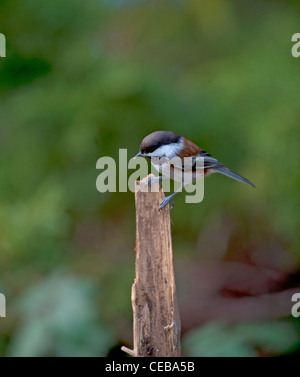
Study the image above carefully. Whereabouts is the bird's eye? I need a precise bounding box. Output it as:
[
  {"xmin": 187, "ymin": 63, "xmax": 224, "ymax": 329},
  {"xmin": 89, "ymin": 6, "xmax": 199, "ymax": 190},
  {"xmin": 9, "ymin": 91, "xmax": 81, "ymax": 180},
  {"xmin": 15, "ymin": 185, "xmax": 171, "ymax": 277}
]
[{"xmin": 144, "ymin": 146, "xmax": 155, "ymax": 154}]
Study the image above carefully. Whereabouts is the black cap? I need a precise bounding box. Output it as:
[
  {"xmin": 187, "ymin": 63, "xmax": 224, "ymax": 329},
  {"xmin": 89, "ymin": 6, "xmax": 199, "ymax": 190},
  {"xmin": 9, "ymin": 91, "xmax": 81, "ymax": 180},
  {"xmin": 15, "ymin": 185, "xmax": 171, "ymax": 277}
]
[{"xmin": 140, "ymin": 131, "xmax": 181, "ymax": 154}]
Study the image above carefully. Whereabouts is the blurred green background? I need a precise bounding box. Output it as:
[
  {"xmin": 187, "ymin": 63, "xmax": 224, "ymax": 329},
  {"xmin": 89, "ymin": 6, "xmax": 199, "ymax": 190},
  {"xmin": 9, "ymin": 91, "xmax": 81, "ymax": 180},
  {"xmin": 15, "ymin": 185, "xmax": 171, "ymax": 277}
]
[{"xmin": 0, "ymin": 0, "xmax": 300, "ymax": 357}]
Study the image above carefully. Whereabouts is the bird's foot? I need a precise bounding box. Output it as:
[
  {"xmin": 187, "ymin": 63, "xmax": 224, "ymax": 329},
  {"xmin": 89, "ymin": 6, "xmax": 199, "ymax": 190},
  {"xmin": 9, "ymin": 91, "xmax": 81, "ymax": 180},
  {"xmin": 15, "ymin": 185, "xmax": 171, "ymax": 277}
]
[
  {"xmin": 159, "ymin": 197, "xmax": 174, "ymax": 211},
  {"xmin": 146, "ymin": 176, "xmax": 162, "ymax": 186}
]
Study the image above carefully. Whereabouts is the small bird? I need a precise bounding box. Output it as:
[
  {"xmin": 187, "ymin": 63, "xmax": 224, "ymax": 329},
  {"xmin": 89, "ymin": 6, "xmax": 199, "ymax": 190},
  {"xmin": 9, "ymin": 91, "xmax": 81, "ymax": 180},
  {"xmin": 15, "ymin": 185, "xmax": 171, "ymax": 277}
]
[{"xmin": 135, "ymin": 131, "xmax": 255, "ymax": 210}]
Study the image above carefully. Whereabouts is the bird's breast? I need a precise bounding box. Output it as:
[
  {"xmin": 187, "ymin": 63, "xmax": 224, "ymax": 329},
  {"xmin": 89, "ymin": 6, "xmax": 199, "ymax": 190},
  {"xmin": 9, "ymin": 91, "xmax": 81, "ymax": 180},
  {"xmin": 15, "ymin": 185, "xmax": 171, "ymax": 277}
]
[{"xmin": 151, "ymin": 160, "xmax": 205, "ymax": 184}]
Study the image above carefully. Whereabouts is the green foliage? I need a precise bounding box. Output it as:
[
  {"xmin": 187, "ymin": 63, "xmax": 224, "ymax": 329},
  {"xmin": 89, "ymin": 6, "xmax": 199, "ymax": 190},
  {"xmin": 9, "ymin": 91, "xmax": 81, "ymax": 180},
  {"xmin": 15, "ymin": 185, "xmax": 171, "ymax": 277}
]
[
  {"xmin": 183, "ymin": 320, "xmax": 300, "ymax": 357},
  {"xmin": 7, "ymin": 272, "xmax": 115, "ymax": 357}
]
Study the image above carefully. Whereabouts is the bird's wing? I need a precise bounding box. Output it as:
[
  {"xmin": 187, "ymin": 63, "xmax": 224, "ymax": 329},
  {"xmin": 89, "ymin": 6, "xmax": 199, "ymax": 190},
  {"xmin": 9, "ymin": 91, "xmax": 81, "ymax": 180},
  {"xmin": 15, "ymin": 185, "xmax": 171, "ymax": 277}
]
[
  {"xmin": 174, "ymin": 138, "xmax": 223, "ymax": 171},
  {"xmin": 168, "ymin": 151, "xmax": 223, "ymax": 172},
  {"xmin": 199, "ymin": 151, "xmax": 224, "ymax": 170}
]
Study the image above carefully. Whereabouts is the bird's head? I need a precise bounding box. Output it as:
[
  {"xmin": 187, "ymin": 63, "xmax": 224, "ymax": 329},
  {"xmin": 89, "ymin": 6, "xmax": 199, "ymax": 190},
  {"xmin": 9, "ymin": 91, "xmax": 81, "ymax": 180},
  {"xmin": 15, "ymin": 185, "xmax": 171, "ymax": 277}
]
[{"xmin": 135, "ymin": 131, "xmax": 183, "ymax": 159}]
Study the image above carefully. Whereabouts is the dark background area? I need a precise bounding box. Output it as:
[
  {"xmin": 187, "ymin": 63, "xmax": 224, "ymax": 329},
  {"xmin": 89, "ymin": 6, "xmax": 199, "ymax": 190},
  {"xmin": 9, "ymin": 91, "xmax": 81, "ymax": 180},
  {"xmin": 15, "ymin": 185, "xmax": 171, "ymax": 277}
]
[{"xmin": 0, "ymin": 0, "xmax": 300, "ymax": 356}]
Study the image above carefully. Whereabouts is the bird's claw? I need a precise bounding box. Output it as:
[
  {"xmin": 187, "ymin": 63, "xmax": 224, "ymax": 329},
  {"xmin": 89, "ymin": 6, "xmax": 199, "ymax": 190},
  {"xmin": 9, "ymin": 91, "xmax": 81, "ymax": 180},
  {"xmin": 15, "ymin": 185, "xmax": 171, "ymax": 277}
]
[
  {"xmin": 159, "ymin": 198, "xmax": 174, "ymax": 211},
  {"xmin": 146, "ymin": 177, "xmax": 153, "ymax": 185},
  {"xmin": 146, "ymin": 176, "xmax": 162, "ymax": 186}
]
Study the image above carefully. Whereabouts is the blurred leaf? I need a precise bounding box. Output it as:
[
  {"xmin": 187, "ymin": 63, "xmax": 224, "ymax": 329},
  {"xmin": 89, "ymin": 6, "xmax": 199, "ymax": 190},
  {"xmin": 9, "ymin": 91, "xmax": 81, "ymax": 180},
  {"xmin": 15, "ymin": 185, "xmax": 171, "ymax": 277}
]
[
  {"xmin": 183, "ymin": 320, "xmax": 299, "ymax": 357},
  {"xmin": 7, "ymin": 272, "xmax": 116, "ymax": 357}
]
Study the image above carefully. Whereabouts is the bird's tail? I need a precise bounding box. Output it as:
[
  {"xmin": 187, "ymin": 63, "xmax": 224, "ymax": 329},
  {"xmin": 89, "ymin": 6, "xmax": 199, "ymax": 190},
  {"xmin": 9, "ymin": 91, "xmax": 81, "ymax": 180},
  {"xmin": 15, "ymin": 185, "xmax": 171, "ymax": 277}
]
[{"xmin": 216, "ymin": 167, "xmax": 255, "ymax": 188}]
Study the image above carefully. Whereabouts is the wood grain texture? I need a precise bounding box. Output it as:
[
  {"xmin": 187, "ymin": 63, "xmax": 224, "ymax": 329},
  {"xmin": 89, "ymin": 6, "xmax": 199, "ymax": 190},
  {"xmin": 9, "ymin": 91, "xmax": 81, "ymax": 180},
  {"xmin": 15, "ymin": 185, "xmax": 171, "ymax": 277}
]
[{"xmin": 123, "ymin": 174, "xmax": 181, "ymax": 357}]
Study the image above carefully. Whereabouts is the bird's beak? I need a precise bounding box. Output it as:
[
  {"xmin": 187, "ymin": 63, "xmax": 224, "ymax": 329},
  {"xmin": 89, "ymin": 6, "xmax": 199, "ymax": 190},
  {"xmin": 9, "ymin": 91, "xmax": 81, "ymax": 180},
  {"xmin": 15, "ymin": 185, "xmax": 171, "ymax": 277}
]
[{"xmin": 134, "ymin": 152, "xmax": 142, "ymax": 159}]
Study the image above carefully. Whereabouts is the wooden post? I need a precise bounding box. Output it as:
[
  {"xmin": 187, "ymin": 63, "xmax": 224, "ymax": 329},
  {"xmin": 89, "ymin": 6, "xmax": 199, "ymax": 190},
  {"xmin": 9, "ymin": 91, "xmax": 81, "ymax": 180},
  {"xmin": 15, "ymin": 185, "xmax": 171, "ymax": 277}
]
[{"xmin": 122, "ymin": 174, "xmax": 181, "ymax": 357}]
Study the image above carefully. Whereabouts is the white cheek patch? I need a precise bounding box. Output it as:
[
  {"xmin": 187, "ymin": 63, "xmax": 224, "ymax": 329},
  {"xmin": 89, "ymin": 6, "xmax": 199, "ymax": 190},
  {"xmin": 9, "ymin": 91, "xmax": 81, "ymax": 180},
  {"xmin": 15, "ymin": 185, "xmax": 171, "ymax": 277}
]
[{"xmin": 145, "ymin": 139, "xmax": 184, "ymax": 159}]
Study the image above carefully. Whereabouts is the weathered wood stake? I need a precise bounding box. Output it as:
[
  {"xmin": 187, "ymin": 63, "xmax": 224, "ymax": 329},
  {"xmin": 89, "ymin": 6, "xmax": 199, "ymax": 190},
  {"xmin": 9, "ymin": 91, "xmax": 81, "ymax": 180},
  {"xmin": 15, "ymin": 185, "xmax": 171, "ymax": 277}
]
[{"xmin": 122, "ymin": 174, "xmax": 181, "ymax": 357}]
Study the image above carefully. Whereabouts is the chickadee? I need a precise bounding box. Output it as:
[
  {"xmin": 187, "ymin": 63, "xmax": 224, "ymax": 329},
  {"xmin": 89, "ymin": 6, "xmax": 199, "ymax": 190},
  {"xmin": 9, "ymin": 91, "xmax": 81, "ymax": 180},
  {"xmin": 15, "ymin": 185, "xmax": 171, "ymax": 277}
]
[{"xmin": 135, "ymin": 131, "xmax": 255, "ymax": 210}]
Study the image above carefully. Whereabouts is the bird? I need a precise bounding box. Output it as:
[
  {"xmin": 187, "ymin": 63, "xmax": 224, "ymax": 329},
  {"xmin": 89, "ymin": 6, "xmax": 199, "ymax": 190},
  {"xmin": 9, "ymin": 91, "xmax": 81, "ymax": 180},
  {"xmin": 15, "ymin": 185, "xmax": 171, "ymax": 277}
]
[{"xmin": 135, "ymin": 131, "xmax": 255, "ymax": 210}]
